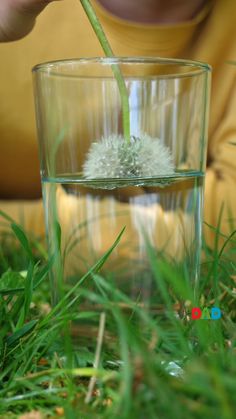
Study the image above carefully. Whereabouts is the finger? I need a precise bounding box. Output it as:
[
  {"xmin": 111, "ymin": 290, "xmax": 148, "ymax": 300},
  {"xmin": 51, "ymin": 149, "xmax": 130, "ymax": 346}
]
[{"xmin": 10, "ymin": 0, "xmax": 62, "ymax": 15}]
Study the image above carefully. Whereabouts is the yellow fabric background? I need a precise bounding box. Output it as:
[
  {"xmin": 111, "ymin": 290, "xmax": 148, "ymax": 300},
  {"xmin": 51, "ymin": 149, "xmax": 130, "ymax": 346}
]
[{"xmin": 0, "ymin": 0, "xmax": 236, "ymax": 244}]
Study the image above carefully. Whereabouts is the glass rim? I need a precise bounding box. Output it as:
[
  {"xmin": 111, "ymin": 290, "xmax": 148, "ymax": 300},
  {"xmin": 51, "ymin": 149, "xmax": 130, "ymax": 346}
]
[{"xmin": 32, "ymin": 56, "xmax": 211, "ymax": 79}]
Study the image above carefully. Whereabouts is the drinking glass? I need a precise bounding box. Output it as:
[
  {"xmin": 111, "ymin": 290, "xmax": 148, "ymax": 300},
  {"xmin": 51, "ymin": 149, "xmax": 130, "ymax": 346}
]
[{"xmin": 33, "ymin": 57, "xmax": 211, "ymax": 332}]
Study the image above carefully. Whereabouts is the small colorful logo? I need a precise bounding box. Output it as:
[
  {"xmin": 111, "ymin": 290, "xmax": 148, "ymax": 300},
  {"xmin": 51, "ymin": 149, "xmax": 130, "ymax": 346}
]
[{"xmin": 191, "ymin": 307, "xmax": 221, "ymax": 320}]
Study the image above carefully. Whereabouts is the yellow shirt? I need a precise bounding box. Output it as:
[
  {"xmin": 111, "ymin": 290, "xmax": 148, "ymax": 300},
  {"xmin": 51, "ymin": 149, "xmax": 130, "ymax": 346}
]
[{"xmin": 0, "ymin": 0, "xmax": 236, "ymax": 246}]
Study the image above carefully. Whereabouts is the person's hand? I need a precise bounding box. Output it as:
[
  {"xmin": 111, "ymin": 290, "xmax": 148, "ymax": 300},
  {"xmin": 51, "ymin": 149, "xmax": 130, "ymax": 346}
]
[{"xmin": 0, "ymin": 0, "xmax": 61, "ymax": 42}]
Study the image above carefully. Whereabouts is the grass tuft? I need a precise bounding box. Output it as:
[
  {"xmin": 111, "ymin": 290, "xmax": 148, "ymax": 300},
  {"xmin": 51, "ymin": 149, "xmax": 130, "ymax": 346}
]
[{"xmin": 0, "ymin": 217, "xmax": 236, "ymax": 418}]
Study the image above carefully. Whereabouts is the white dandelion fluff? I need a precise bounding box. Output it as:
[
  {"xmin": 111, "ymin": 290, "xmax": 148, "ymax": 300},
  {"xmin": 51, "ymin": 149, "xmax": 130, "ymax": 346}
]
[{"xmin": 83, "ymin": 133, "xmax": 175, "ymax": 179}]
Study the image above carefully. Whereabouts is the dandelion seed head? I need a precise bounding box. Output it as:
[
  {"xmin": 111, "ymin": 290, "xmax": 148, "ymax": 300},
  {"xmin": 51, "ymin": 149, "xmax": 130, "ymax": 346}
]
[{"xmin": 83, "ymin": 133, "xmax": 175, "ymax": 179}]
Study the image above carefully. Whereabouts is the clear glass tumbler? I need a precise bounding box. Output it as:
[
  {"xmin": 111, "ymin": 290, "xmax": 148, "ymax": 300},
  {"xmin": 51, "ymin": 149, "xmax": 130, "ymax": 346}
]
[{"xmin": 33, "ymin": 57, "xmax": 211, "ymax": 329}]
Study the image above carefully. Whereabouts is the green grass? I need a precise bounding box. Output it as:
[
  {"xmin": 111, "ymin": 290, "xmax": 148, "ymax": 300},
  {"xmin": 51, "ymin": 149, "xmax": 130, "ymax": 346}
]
[{"xmin": 0, "ymin": 212, "xmax": 236, "ymax": 419}]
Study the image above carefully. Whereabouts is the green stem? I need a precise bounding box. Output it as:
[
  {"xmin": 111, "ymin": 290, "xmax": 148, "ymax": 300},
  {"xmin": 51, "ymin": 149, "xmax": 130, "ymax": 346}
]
[{"xmin": 80, "ymin": 0, "xmax": 130, "ymax": 143}]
